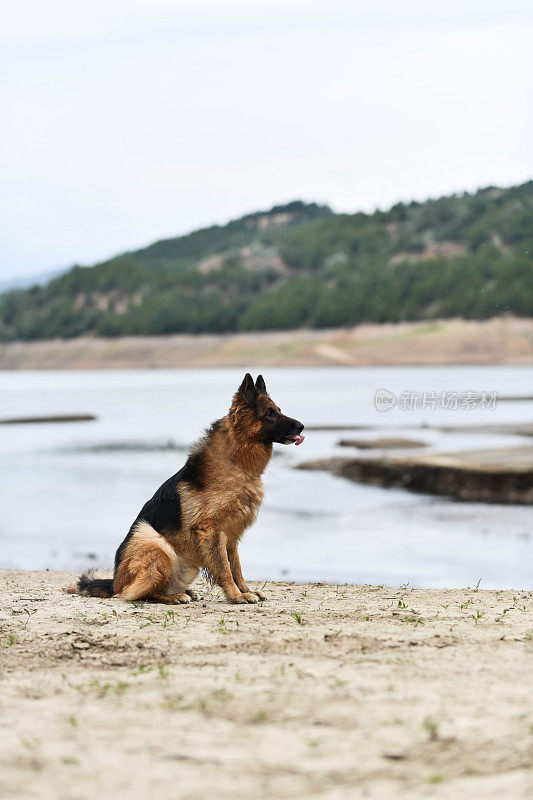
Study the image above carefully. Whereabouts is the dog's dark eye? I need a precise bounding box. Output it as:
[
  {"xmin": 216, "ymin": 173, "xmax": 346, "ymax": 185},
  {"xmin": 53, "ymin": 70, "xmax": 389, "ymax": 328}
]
[{"xmin": 264, "ymin": 409, "xmax": 277, "ymax": 421}]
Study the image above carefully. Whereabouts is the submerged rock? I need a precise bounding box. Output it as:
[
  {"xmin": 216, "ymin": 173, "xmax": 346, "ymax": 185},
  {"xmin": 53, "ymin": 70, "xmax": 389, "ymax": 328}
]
[
  {"xmin": 338, "ymin": 437, "xmax": 427, "ymax": 450},
  {"xmin": 0, "ymin": 414, "xmax": 96, "ymax": 424},
  {"xmin": 297, "ymin": 447, "xmax": 533, "ymax": 504}
]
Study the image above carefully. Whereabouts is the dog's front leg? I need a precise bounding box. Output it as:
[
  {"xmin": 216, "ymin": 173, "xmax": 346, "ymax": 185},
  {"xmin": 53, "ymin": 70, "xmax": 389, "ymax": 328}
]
[
  {"xmin": 228, "ymin": 544, "xmax": 266, "ymax": 601},
  {"xmin": 197, "ymin": 529, "xmax": 257, "ymax": 604}
]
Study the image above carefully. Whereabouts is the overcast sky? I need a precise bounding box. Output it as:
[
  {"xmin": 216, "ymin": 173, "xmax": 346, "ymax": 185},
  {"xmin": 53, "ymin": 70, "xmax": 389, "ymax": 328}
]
[{"xmin": 2, "ymin": 0, "xmax": 531, "ymax": 282}]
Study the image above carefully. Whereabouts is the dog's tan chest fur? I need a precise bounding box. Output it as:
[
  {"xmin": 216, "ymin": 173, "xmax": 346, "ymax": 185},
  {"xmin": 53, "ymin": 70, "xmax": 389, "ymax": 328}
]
[
  {"xmin": 214, "ymin": 477, "xmax": 264, "ymax": 538},
  {"xmin": 179, "ymin": 471, "xmax": 264, "ymax": 541}
]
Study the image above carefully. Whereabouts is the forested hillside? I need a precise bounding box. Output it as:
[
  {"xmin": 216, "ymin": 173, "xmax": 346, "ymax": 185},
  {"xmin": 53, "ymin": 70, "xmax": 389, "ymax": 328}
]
[{"xmin": 1, "ymin": 183, "xmax": 532, "ymax": 341}]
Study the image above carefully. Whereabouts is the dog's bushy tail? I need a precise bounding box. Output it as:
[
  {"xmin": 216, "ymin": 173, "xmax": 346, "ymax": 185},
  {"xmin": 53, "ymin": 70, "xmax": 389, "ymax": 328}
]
[{"xmin": 67, "ymin": 569, "xmax": 114, "ymax": 598}]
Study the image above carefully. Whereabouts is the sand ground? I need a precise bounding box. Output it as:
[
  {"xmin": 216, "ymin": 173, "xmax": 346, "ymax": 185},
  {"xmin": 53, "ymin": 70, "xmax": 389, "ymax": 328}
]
[
  {"xmin": 2, "ymin": 317, "xmax": 533, "ymax": 369},
  {"xmin": 0, "ymin": 570, "xmax": 531, "ymax": 800}
]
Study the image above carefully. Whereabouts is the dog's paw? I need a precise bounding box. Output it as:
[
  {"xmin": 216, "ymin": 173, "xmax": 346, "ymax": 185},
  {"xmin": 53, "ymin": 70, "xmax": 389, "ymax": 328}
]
[
  {"xmin": 152, "ymin": 592, "xmax": 191, "ymax": 605},
  {"xmin": 185, "ymin": 589, "xmax": 199, "ymax": 601},
  {"xmin": 253, "ymin": 590, "xmax": 267, "ymax": 601},
  {"xmin": 228, "ymin": 593, "xmax": 249, "ymax": 604},
  {"xmin": 241, "ymin": 592, "xmax": 259, "ymax": 604}
]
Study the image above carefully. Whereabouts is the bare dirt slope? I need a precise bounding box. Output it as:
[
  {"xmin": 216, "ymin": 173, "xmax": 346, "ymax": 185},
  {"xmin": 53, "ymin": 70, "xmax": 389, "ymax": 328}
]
[
  {"xmin": 2, "ymin": 317, "xmax": 533, "ymax": 369},
  {"xmin": 0, "ymin": 570, "xmax": 532, "ymax": 799}
]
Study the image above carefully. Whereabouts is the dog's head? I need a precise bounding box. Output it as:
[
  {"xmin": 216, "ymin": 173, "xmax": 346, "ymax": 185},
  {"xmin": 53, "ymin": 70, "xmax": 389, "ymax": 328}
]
[{"xmin": 231, "ymin": 373, "xmax": 305, "ymax": 446}]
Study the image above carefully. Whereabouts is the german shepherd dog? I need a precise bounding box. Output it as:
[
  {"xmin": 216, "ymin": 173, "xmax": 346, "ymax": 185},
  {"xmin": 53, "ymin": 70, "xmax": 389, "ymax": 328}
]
[{"xmin": 69, "ymin": 374, "xmax": 304, "ymax": 604}]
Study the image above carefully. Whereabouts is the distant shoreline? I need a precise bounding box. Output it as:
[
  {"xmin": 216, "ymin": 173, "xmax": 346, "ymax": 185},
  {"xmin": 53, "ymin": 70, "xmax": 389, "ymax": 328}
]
[{"xmin": 1, "ymin": 316, "xmax": 533, "ymax": 369}]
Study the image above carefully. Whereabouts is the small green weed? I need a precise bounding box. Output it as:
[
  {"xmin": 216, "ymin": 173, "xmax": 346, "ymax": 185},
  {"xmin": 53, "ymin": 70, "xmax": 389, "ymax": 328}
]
[
  {"xmin": 292, "ymin": 612, "xmax": 308, "ymax": 625},
  {"xmin": 74, "ymin": 679, "xmax": 129, "ymax": 697},
  {"xmin": 422, "ymin": 716, "xmax": 440, "ymax": 741},
  {"xmin": 250, "ymin": 709, "xmax": 268, "ymax": 724}
]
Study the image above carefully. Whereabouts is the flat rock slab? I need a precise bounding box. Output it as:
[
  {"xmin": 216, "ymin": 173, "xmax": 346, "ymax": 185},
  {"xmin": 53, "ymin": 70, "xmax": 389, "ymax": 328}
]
[
  {"xmin": 433, "ymin": 423, "xmax": 533, "ymax": 437},
  {"xmin": 338, "ymin": 437, "xmax": 427, "ymax": 450},
  {"xmin": 298, "ymin": 447, "xmax": 533, "ymax": 503},
  {"xmin": 307, "ymin": 423, "xmax": 533, "ymax": 436},
  {"xmin": 0, "ymin": 570, "xmax": 532, "ymax": 799},
  {"xmin": 0, "ymin": 414, "xmax": 96, "ymax": 425}
]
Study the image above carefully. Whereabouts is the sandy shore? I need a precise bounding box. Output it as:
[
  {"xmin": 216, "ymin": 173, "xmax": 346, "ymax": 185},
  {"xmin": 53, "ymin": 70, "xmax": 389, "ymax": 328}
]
[
  {"xmin": 0, "ymin": 570, "xmax": 531, "ymax": 799},
  {"xmin": 1, "ymin": 317, "xmax": 533, "ymax": 369}
]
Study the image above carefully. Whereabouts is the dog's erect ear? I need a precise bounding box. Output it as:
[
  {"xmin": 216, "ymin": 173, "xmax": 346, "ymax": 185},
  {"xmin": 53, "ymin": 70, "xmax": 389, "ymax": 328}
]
[
  {"xmin": 237, "ymin": 372, "xmax": 256, "ymax": 403},
  {"xmin": 255, "ymin": 375, "xmax": 267, "ymax": 394}
]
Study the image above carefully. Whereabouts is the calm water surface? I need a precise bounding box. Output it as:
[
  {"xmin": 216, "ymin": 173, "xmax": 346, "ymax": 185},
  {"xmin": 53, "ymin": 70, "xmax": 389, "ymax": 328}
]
[{"xmin": 1, "ymin": 366, "xmax": 532, "ymax": 588}]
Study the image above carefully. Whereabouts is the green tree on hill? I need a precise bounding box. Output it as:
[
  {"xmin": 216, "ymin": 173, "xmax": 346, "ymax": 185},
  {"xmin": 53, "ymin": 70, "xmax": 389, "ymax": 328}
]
[{"xmin": 1, "ymin": 185, "xmax": 532, "ymax": 340}]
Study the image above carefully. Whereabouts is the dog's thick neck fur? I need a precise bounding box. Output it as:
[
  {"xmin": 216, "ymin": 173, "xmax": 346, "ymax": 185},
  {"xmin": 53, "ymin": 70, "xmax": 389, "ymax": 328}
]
[
  {"xmin": 227, "ymin": 389, "xmax": 273, "ymax": 475},
  {"xmin": 225, "ymin": 414, "xmax": 272, "ymax": 476},
  {"xmin": 192, "ymin": 395, "xmax": 272, "ymax": 480}
]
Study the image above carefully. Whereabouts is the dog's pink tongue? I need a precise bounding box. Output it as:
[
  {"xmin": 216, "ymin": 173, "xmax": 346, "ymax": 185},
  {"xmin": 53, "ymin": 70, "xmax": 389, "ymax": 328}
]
[{"xmin": 292, "ymin": 434, "xmax": 305, "ymax": 446}]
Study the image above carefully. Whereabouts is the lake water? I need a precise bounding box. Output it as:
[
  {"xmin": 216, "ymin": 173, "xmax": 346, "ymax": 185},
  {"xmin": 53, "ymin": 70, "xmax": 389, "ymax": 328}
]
[{"xmin": 1, "ymin": 366, "xmax": 532, "ymax": 588}]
